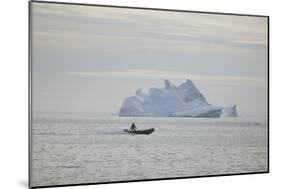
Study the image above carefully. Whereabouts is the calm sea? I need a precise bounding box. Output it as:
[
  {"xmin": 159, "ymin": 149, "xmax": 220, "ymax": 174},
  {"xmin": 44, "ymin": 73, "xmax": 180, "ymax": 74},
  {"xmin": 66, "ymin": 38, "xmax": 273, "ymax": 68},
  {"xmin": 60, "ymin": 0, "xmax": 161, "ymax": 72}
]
[{"xmin": 31, "ymin": 113, "xmax": 268, "ymax": 187}]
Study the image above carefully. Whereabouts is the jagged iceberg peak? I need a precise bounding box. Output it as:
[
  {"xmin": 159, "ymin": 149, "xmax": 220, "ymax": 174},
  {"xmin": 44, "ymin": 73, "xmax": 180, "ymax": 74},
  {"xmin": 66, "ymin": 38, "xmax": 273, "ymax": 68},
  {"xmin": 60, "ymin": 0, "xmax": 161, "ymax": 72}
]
[
  {"xmin": 119, "ymin": 79, "xmax": 237, "ymax": 118},
  {"xmin": 164, "ymin": 79, "xmax": 193, "ymax": 90},
  {"xmin": 179, "ymin": 79, "xmax": 194, "ymax": 88},
  {"xmin": 169, "ymin": 79, "xmax": 208, "ymax": 105},
  {"xmin": 136, "ymin": 88, "xmax": 144, "ymax": 96}
]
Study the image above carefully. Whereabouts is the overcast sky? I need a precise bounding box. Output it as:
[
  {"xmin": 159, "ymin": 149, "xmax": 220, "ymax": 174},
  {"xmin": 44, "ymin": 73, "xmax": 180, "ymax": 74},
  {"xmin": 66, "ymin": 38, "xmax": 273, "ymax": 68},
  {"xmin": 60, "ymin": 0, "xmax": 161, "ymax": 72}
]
[{"xmin": 32, "ymin": 2, "xmax": 268, "ymax": 116}]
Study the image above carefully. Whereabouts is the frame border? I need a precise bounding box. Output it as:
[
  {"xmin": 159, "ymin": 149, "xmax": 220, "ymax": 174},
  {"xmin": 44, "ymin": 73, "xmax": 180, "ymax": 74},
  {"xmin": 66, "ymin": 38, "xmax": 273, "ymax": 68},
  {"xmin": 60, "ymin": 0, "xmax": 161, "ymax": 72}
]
[
  {"xmin": 28, "ymin": 0, "xmax": 270, "ymax": 188},
  {"xmin": 28, "ymin": 1, "xmax": 33, "ymax": 188}
]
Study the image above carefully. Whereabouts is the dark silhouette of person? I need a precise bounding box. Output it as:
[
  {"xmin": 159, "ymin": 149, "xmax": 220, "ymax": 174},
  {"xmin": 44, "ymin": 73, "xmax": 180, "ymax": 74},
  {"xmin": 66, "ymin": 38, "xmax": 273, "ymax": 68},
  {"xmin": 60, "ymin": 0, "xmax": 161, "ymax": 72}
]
[{"xmin": 130, "ymin": 122, "xmax": 137, "ymax": 131}]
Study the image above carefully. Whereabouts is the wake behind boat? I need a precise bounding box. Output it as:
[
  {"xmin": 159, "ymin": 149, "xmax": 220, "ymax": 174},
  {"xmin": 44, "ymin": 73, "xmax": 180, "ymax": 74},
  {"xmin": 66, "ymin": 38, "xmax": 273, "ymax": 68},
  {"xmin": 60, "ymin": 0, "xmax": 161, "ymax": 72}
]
[{"xmin": 124, "ymin": 128, "xmax": 155, "ymax": 135}]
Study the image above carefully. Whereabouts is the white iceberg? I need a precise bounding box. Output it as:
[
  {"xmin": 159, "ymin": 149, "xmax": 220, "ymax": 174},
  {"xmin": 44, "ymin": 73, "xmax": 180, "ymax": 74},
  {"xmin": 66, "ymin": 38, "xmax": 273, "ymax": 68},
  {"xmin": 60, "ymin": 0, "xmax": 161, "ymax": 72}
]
[
  {"xmin": 221, "ymin": 105, "xmax": 238, "ymax": 117},
  {"xmin": 119, "ymin": 79, "xmax": 237, "ymax": 118}
]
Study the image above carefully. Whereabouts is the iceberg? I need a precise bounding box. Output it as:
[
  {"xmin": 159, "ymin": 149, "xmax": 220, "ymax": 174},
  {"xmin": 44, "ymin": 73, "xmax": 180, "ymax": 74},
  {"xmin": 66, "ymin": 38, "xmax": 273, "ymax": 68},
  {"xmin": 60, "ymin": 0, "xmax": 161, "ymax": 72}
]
[
  {"xmin": 221, "ymin": 105, "xmax": 237, "ymax": 117},
  {"xmin": 119, "ymin": 79, "xmax": 237, "ymax": 118}
]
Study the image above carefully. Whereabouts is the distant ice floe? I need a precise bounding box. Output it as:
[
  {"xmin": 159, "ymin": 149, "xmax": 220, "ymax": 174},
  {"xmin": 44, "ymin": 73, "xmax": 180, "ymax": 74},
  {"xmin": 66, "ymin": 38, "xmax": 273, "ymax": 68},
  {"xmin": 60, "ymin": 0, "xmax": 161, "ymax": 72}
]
[
  {"xmin": 221, "ymin": 105, "xmax": 238, "ymax": 117},
  {"xmin": 119, "ymin": 79, "xmax": 237, "ymax": 118}
]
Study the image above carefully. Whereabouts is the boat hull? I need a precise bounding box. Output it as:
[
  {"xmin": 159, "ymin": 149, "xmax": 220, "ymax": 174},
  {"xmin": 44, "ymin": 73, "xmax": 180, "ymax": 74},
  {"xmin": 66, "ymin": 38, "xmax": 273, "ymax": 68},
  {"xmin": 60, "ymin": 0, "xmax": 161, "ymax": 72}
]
[{"xmin": 124, "ymin": 128, "xmax": 154, "ymax": 135}]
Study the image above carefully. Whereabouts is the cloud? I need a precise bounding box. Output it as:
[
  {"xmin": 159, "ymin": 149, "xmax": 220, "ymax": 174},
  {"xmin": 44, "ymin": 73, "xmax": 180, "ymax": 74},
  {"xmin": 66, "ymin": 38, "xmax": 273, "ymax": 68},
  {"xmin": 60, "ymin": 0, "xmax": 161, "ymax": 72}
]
[
  {"xmin": 66, "ymin": 69, "xmax": 267, "ymax": 87},
  {"xmin": 32, "ymin": 2, "xmax": 267, "ymax": 51}
]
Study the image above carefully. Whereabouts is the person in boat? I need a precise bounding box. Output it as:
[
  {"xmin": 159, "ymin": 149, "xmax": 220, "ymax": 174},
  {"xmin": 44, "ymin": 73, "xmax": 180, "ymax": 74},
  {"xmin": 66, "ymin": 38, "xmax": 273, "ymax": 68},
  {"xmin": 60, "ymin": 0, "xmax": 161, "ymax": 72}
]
[{"xmin": 130, "ymin": 122, "xmax": 137, "ymax": 131}]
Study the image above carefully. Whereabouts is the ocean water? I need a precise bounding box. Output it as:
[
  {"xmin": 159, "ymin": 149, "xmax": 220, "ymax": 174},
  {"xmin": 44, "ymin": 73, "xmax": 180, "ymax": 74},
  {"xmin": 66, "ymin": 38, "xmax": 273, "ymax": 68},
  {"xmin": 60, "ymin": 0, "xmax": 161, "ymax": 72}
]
[{"xmin": 31, "ymin": 114, "xmax": 268, "ymax": 187}]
